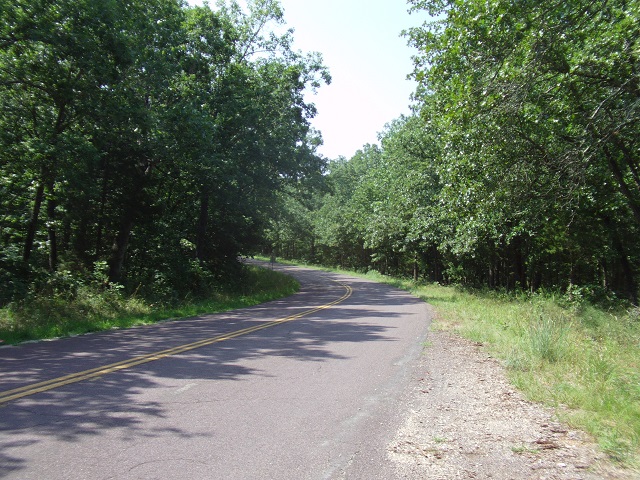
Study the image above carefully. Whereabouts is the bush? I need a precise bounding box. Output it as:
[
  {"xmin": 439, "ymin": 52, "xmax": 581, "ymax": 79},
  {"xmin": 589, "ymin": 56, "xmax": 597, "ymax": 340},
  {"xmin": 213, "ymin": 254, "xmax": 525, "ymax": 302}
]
[{"xmin": 0, "ymin": 263, "xmax": 298, "ymax": 345}]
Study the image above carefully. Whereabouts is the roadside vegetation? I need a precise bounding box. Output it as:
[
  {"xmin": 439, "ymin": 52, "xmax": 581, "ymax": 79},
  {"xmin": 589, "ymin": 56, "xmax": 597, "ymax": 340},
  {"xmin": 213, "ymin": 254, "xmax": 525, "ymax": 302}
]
[
  {"xmin": 0, "ymin": 265, "xmax": 299, "ymax": 346},
  {"xmin": 0, "ymin": 0, "xmax": 326, "ymax": 312},
  {"xmin": 415, "ymin": 282, "xmax": 640, "ymax": 469},
  {"xmin": 370, "ymin": 270, "xmax": 639, "ymax": 470}
]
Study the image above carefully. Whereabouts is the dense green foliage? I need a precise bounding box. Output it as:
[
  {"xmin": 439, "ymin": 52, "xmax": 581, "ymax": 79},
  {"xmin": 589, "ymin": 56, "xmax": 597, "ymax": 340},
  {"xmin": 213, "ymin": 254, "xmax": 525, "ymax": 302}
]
[
  {"xmin": 272, "ymin": 0, "xmax": 640, "ymax": 304},
  {"xmin": 0, "ymin": 0, "xmax": 328, "ymax": 305},
  {"xmin": 2, "ymin": 0, "xmax": 639, "ymax": 318}
]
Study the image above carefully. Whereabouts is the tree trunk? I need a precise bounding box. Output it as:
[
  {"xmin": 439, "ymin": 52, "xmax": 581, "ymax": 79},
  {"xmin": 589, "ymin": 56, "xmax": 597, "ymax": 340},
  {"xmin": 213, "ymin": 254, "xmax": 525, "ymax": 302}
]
[
  {"xmin": 617, "ymin": 246, "xmax": 638, "ymax": 305},
  {"xmin": 95, "ymin": 164, "xmax": 110, "ymax": 258},
  {"xmin": 47, "ymin": 199, "xmax": 58, "ymax": 271},
  {"xmin": 106, "ymin": 152, "xmax": 151, "ymax": 284},
  {"xmin": 604, "ymin": 145, "xmax": 640, "ymax": 225},
  {"xmin": 196, "ymin": 189, "xmax": 209, "ymax": 263},
  {"xmin": 516, "ymin": 248, "xmax": 527, "ymax": 290},
  {"xmin": 310, "ymin": 237, "xmax": 316, "ymax": 263},
  {"xmin": 46, "ymin": 181, "xmax": 58, "ymax": 271},
  {"xmin": 23, "ymin": 182, "xmax": 45, "ymax": 263},
  {"xmin": 603, "ymin": 216, "xmax": 639, "ymax": 305},
  {"xmin": 75, "ymin": 216, "xmax": 90, "ymax": 264},
  {"xmin": 108, "ymin": 212, "xmax": 136, "ymax": 284},
  {"xmin": 62, "ymin": 217, "xmax": 71, "ymax": 253}
]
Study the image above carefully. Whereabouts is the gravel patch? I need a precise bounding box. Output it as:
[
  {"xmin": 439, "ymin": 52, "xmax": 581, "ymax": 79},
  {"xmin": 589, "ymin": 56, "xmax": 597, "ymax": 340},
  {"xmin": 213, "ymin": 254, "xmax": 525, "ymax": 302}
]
[{"xmin": 388, "ymin": 330, "xmax": 638, "ymax": 479}]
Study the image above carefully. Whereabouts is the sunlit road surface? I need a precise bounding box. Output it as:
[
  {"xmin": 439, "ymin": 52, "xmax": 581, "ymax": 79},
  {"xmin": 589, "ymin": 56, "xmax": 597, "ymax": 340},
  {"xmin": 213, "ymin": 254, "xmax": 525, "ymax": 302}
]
[{"xmin": 0, "ymin": 262, "xmax": 431, "ymax": 479}]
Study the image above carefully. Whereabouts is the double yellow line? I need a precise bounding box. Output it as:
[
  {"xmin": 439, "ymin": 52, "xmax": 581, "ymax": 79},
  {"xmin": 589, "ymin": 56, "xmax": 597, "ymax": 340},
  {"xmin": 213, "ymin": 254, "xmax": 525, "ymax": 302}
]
[{"xmin": 0, "ymin": 283, "xmax": 353, "ymax": 405}]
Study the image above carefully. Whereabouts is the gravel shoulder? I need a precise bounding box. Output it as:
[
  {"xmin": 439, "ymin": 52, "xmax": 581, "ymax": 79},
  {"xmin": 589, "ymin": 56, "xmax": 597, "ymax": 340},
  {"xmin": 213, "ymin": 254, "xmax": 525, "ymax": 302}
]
[{"xmin": 387, "ymin": 327, "xmax": 638, "ymax": 479}]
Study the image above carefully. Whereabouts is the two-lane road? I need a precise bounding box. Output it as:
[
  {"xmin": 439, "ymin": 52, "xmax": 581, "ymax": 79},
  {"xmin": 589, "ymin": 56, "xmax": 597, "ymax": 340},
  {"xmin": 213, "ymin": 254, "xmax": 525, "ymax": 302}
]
[{"xmin": 0, "ymin": 263, "xmax": 431, "ymax": 479}]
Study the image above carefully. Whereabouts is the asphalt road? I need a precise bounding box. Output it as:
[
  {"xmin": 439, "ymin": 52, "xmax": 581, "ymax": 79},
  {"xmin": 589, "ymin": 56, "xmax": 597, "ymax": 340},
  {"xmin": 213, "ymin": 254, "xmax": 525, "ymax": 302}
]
[{"xmin": 0, "ymin": 263, "xmax": 431, "ymax": 479}]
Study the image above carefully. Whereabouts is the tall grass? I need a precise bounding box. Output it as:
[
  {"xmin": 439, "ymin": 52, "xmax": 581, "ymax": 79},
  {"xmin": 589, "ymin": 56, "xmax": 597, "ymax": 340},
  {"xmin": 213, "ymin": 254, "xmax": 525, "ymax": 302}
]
[
  {"xmin": 0, "ymin": 265, "xmax": 299, "ymax": 345},
  {"xmin": 394, "ymin": 279, "xmax": 640, "ymax": 469}
]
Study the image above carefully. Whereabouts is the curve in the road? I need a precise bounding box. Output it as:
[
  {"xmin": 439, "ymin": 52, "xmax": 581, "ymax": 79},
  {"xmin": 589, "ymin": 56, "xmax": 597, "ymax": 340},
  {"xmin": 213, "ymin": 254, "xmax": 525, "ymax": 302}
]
[{"xmin": 0, "ymin": 281, "xmax": 352, "ymax": 405}]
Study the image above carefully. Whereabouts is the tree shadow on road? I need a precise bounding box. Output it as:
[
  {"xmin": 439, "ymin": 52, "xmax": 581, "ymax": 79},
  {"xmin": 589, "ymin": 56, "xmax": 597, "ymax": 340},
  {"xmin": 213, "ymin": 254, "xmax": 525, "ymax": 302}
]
[{"xmin": 0, "ymin": 273, "xmax": 427, "ymax": 478}]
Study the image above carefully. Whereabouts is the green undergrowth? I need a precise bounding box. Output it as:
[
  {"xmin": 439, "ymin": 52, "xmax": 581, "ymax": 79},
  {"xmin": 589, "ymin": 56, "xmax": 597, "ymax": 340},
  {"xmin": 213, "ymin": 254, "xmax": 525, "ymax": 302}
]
[
  {"xmin": 272, "ymin": 258, "xmax": 640, "ymax": 469},
  {"xmin": 0, "ymin": 265, "xmax": 299, "ymax": 346}
]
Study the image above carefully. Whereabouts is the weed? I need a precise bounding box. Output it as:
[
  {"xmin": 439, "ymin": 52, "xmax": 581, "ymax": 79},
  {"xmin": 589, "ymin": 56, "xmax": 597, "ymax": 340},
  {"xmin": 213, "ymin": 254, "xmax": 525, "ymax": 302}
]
[
  {"xmin": 527, "ymin": 314, "xmax": 570, "ymax": 364},
  {"xmin": 511, "ymin": 445, "xmax": 541, "ymax": 455}
]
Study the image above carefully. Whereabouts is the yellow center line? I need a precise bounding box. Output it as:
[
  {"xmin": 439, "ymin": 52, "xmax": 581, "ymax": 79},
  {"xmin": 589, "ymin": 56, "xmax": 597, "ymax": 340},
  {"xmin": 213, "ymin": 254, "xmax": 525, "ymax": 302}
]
[{"xmin": 0, "ymin": 283, "xmax": 353, "ymax": 405}]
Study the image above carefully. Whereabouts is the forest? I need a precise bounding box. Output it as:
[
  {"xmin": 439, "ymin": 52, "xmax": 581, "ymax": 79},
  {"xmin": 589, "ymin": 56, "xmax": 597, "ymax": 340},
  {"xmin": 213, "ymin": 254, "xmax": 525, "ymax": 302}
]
[
  {"xmin": 1, "ymin": 0, "xmax": 329, "ymax": 305},
  {"xmin": 271, "ymin": 0, "xmax": 640, "ymax": 305},
  {"xmin": 2, "ymin": 0, "xmax": 639, "ymax": 307}
]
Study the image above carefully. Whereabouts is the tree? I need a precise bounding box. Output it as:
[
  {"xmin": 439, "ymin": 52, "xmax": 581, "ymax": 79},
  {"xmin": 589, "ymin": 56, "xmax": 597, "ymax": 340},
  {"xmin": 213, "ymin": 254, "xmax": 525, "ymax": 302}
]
[
  {"xmin": 0, "ymin": 0, "xmax": 135, "ymax": 271},
  {"xmin": 0, "ymin": 0, "xmax": 330, "ymax": 303},
  {"xmin": 407, "ymin": 0, "xmax": 640, "ymax": 299}
]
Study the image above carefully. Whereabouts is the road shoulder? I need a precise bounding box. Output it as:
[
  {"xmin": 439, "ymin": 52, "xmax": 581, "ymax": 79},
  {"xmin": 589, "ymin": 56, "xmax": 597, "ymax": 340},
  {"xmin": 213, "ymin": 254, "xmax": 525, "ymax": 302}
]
[{"xmin": 388, "ymin": 329, "xmax": 637, "ymax": 479}]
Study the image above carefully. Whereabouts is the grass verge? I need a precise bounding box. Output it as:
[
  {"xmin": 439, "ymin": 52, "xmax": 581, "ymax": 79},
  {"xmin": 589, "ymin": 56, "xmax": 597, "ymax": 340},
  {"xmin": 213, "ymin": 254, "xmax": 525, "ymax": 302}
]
[
  {"xmin": 0, "ymin": 265, "xmax": 299, "ymax": 346},
  {"xmin": 388, "ymin": 276, "xmax": 639, "ymax": 469}
]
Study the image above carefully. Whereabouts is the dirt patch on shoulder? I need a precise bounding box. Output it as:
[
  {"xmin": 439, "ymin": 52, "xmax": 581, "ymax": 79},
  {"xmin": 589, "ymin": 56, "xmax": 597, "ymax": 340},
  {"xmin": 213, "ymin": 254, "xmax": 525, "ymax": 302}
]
[{"xmin": 388, "ymin": 330, "xmax": 637, "ymax": 479}]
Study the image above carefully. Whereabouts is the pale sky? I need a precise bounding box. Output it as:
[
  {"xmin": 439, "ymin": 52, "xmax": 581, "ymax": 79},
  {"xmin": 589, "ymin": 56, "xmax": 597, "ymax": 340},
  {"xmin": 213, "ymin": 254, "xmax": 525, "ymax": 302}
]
[{"xmin": 188, "ymin": 1, "xmax": 424, "ymax": 159}]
